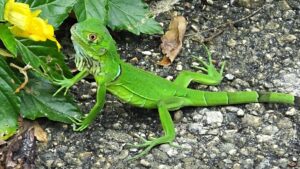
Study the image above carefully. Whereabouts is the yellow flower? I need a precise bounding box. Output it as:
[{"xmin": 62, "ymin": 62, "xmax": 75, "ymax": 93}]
[{"xmin": 4, "ymin": 0, "xmax": 61, "ymax": 49}]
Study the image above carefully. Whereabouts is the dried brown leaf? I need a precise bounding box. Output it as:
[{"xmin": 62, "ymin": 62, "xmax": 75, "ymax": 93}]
[
  {"xmin": 33, "ymin": 122, "xmax": 47, "ymax": 142},
  {"xmin": 159, "ymin": 16, "xmax": 187, "ymax": 66}
]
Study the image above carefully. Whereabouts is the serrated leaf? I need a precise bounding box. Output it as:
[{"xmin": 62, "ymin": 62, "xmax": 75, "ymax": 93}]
[
  {"xmin": 107, "ymin": 0, "xmax": 163, "ymax": 35},
  {"xmin": 20, "ymin": 75, "xmax": 82, "ymax": 124},
  {"xmin": 0, "ymin": 24, "xmax": 18, "ymax": 57},
  {"xmin": 0, "ymin": 57, "xmax": 21, "ymax": 140},
  {"xmin": 0, "ymin": 0, "xmax": 5, "ymax": 21},
  {"xmin": 74, "ymin": 0, "xmax": 107, "ymax": 23},
  {"xmin": 17, "ymin": 0, "xmax": 77, "ymax": 28}
]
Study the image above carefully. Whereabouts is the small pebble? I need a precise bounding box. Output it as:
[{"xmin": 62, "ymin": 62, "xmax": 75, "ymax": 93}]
[
  {"xmin": 225, "ymin": 74, "xmax": 235, "ymax": 80},
  {"xmin": 141, "ymin": 51, "xmax": 152, "ymax": 55},
  {"xmin": 140, "ymin": 159, "xmax": 151, "ymax": 167},
  {"xmin": 81, "ymin": 94, "xmax": 91, "ymax": 99},
  {"xmin": 174, "ymin": 110, "xmax": 183, "ymax": 122},
  {"xmin": 206, "ymin": 0, "xmax": 214, "ymax": 5},
  {"xmin": 242, "ymin": 114, "xmax": 262, "ymax": 127},
  {"xmin": 206, "ymin": 111, "xmax": 223, "ymax": 124},
  {"xmin": 237, "ymin": 109, "xmax": 245, "ymax": 116},
  {"xmin": 166, "ymin": 76, "xmax": 174, "ymax": 81},
  {"xmin": 285, "ymin": 108, "xmax": 296, "ymax": 116},
  {"xmin": 250, "ymin": 27, "xmax": 260, "ymax": 33},
  {"xmin": 176, "ymin": 64, "xmax": 183, "ymax": 71},
  {"xmin": 227, "ymin": 39, "xmax": 237, "ymax": 48}
]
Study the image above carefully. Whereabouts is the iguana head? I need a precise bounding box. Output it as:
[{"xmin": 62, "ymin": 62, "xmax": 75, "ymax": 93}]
[{"xmin": 71, "ymin": 18, "xmax": 117, "ymax": 59}]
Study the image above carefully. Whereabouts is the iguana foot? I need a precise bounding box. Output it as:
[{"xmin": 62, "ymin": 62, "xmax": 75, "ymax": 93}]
[
  {"xmin": 192, "ymin": 46, "xmax": 225, "ymax": 82},
  {"xmin": 69, "ymin": 116, "xmax": 91, "ymax": 131},
  {"xmin": 52, "ymin": 76, "xmax": 76, "ymax": 96},
  {"xmin": 126, "ymin": 135, "xmax": 173, "ymax": 161}
]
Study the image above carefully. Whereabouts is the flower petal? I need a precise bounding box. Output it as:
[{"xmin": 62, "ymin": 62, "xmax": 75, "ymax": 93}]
[{"xmin": 4, "ymin": 0, "xmax": 61, "ymax": 50}]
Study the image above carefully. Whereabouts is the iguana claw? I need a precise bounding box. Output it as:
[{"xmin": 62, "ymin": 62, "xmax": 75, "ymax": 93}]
[
  {"xmin": 126, "ymin": 134, "xmax": 174, "ymax": 161},
  {"xmin": 69, "ymin": 116, "xmax": 92, "ymax": 131},
  {"xmin": 191, "ymin": 46, "xmax": 226, "ymax": 82},
  {"xmin": 126, "ymin": 138, "xmax": 156, "ymax": 161},
  {"xmin": 52, "ymin": 76, "xmax": 76, "ymax": 96},
  {"xmin": 68, "ymin": 116, "xmax": 83, "ymax": 125}
]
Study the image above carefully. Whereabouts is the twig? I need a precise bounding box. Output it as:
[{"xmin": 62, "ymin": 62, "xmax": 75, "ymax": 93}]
[
  {"xmin": 0, "ymin": 48, "xmax": 14, "ymax": 58},
  {"xmin": 10, "ymin": 63, "xmax": 32, "ymax": 93},
  {"xmin": 186, "ymin": 5, "xmax": 266, "ymax": 42}
]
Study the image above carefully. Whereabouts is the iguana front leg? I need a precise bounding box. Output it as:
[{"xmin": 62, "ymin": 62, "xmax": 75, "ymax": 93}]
[
  {"xmin": 71, "ymin": 83, "xmax": 106, "ymax": 131},
  {"xmin": 53, "ymin": 69, "xmax": 89, "ymax": 96},
  {"xmin": 174, "ymin": 46, "xmax": 225, "ymax": 88},
  {"xmin": 128, "ymin": 97, "xmax": 188, "ymax": 160}
]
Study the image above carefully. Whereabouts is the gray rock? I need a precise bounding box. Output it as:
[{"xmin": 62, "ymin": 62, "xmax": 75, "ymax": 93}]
[
  {"xmin": 242, "ymin": 114, "xmax": 262, "ymax": 127},
  {"xmin": 140, "ymin": 159, "xmax": 151, "ymax": 167},
  {"xmin": 174, "ymin": 110, "xmax": 183, "ymax": 122},
  {"xmin": 265, "ymin": 21, "xmax": 280, "ymax": 30},
  {"xmin": 205, "ymin": 110, "xmax": 223, "ymax": 125},
  {"xmin": 176, "ymin": 64, "xmax": 183, "ymax": 71},
  {"xmin": 220, "ymin": 143, "xmax": 236, "ymax": 154},
  {"xmin": 226, "ymin": 106, "xmax": 240, "ymax": 112},
  {"xmin": 242, "ymin": 158, "xmax": 254, "ymax": 169},
  {"xmin": 278, "ymin": 34, "xmax": 297, "ymax": 44},
  {"xmin": 261, "ymin": 125, "xmax": 279, "ymax": 135},
  {"xmin": 278, "ymin": 158, "xmax": 289, "ymax": 168},
  {"xmin": 277, "ymin": 118, "xmax": 293, "ymax": 129},
  {"xmin": 188, "ymin": 123, "xmax": 207, "ymax": 135},
  {"xmin": 160, "ymin": 144, "xmax": 178, "ymax": 157},
  {"xmin": 192, "ymin": 113, "xmax": 203, "ymax": 122},
  {"xmin": 227, "ymin": 39, "xmax": 237, "ymax": 48},
  {"xmin": 141, "ymin": 51, "xmax": 152, "ymax": 55},
  {"xmin": 237, "ymin": 109, "xmax": 245, "ymax": 116},
  {"xmin": 225, "ymin": 73, "xmax": 235, "ymax": 80},
  {"xmin": 256, "ymin": 134, "xmax": 273, "ymax": 142},
  {"xmin": 282, "ymin": 10, "xmax": 296, "ymax": 20},
  {"xmin": 285, "ymin": 107, "xmax": 297, "ymax": 116}
]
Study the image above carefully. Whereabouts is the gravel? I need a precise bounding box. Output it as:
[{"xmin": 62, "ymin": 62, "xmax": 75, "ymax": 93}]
[{"xmin": 34, "ymin": 0, "xmax": 299, "ymax": 168}]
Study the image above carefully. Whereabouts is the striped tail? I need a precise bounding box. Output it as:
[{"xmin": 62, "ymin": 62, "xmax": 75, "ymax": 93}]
[
  {"xmin": 190, "ymin": 91, "xmax": 297, "ymax": 107},
  {"xmin": 257, "ymin": 92, "xmax": 295, "ymax": 105}
]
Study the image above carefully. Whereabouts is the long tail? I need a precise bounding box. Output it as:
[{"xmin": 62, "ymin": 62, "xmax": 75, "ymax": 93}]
[{"xmin": 190, "ymin": 91, "xmax": 298, "ymax": 107}]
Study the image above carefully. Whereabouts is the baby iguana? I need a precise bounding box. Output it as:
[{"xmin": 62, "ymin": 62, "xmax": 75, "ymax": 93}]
[{"xmin": 54, "ymin": 18, "xmax": 299, "ymax": 160}]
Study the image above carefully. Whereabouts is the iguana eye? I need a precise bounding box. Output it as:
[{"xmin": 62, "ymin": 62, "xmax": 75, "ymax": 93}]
[{"xmin": 88, "ymin": 33, "xmax": 98, "ymax": 42}]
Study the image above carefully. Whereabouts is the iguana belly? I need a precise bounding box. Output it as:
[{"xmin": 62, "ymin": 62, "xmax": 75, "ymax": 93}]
[{"xmin": 107, "ymin": 85, "xmax": 158, "ymax": 109}]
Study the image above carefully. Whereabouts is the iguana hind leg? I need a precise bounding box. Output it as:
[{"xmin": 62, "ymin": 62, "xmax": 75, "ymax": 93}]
[
  {"xmin": 173, "ymin": 46, "xmax": 225, "ymax": 88},
  {"xmin": 127, "ymin": 97, "xmax": 188, "ymax": 160}
]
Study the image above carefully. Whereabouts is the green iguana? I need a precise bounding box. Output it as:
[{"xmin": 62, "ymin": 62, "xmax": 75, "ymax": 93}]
[{"xmin": 54, "ymin": 18, "xmax": 299, "ymax": 160}]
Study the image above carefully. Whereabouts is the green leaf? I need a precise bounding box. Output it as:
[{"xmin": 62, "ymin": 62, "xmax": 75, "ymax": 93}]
[
  {"xmin": 0, "ymin": 57, "xmax": 21, "ymax": 140},
  {"xmin": 17, "ymin": 0, "xmax": 77, "ymax": 28},
  {"xmin": 16, "ymin": 39, "xmax": 71, "ymax": 80},
  {"xmin": 107, "ymin": 0, "xmax": 163, "ymax": 35},
  {"xmin": 18, "ymin": 39, "xmax": 72, "ymax": 79},
  {"xmin": 20, "ymin": 75, "xmax": 82, "ymax": 124},
  {"xmin": 16, "ymin": 39, "xmax": 42, "ymax": 71},
  {"xmin": 74, "ymin": 0, "xmax": 107, "ymax": 23},
  {"xmin": 0, "ymin": 24, "xmax": 18, "ymax": 57},
  {"xmin": 0, "ymin": 0, "xmax": 5, "ymax": 21}
]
